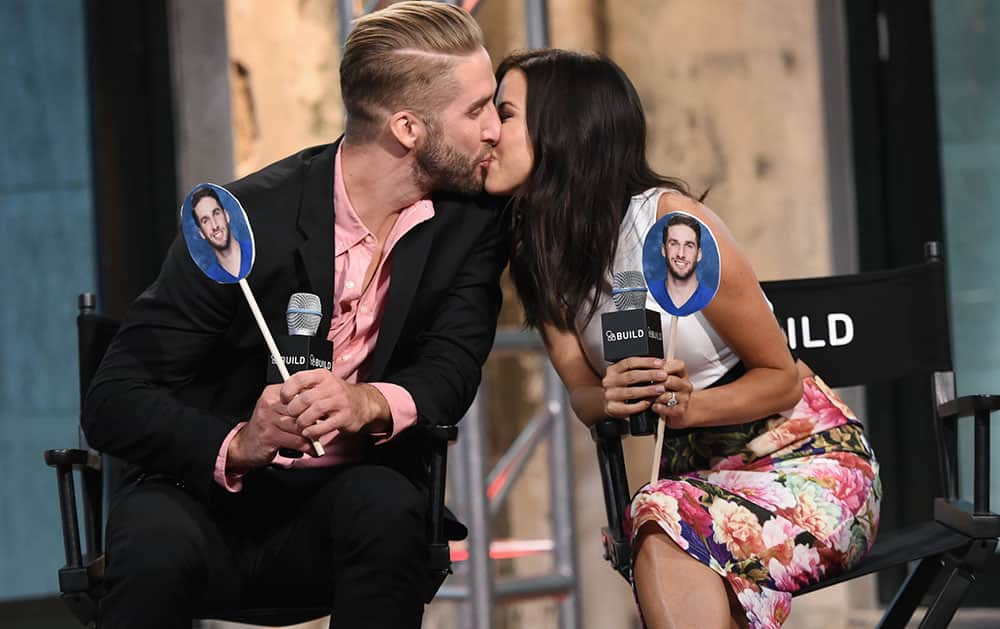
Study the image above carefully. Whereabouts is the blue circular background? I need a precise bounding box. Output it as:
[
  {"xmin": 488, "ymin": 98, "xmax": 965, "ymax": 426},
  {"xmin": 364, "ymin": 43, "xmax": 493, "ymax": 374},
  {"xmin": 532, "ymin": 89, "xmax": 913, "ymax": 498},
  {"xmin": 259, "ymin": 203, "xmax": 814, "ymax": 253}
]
[
  {"xmin": 180, "ymin": 183, "xmax": 255, "ymax": 283},
  {"xmin": 642, "ymin": 211, "xmax": 720, "ymax": 316}
]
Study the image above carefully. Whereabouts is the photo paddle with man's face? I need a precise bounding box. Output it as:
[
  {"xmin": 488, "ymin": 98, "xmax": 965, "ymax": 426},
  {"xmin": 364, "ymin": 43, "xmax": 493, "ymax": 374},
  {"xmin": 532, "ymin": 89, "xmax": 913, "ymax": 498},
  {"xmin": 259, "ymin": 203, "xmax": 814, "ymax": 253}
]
[
  {"xmin": 180, "ymin": 183, "xmax": 325, "ymax": 457},
  {"xmin": 642, "ymin": 211, "xmax": 721, "ymax": 482}
]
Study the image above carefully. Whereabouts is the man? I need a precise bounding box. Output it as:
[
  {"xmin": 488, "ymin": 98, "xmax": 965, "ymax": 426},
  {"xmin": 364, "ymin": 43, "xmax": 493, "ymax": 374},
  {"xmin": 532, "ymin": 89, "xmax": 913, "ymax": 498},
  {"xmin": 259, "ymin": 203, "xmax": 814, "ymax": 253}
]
[
  {"xmin": 190, "ymin": 185, "xmax": 250, "ymax": 280},
  {"xmin": 661, "ymin": 213, "xmax": 712, "ymax": 311},
  {"xmin": 82, "ymin": 4, "xmax": 506, "ymax": 628}
]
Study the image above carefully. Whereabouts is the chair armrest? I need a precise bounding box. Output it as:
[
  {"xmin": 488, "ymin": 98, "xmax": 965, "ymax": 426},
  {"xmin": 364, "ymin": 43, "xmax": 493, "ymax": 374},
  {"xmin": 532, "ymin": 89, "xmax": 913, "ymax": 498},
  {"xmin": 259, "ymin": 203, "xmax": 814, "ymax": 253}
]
[
  {"xmin": 936, "ymin": 394, "xmax": 999, "ymax": 516},
  {"xmin": 590, "ymin": 419, "xmax": 633, "ymax": 581},
  {"xmin": 42, "ymin": 448, "xmax": 104, "ymax": 583},
  {"xmin": 424, "ymin": 424, "xmax": 457, "ymax": 546},
  {"xmin": 423, "ymin": 423, "xmax": 458, "ymax": 603},
  {"xmin": 44, "ymin": 448, "xmax": 102, "ymax": 470},
  {"xmin": 937, "ymin": 394, "xmax": 1000, "ymax": 420}
]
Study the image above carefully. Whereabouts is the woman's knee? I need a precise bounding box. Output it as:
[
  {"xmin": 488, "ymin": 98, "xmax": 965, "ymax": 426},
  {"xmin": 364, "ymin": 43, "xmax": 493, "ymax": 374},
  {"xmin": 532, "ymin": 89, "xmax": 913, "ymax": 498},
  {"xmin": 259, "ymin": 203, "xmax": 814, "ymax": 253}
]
[{"xmin": 634, "ymin": 522, "xmax": 692, "ymax": 565}]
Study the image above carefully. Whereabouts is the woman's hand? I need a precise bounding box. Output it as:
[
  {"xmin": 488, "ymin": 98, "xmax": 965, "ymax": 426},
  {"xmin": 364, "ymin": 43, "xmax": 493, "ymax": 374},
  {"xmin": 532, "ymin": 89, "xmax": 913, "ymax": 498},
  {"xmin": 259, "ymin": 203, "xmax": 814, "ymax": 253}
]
[
  {"xmin": 600, "ymin": 357, "xmax": 669, "ymax": 419},
  {"xmin": 650, "ymin": 359, "xmax": 696, "ymax": 428}
]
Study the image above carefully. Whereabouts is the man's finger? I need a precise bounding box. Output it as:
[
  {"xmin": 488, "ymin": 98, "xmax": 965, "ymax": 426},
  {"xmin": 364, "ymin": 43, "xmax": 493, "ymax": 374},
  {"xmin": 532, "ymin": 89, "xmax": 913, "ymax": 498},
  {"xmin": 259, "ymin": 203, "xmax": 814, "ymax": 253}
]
[
  {"xmin": 294, "ymin": 401, "xmax": 336, "ymax": 430},
  {"xmin": 302, "ymin": 414, "xmax": 343, "ymax": 441},
  {"xmin": 273, "ymin": 415, "xmax": 305, "ymax": 436},
  {"xmin": 279, "ymin": 369, "xmax": 331, "ymax": 403},
  {"xmin": 273, "ymin": 430, "xmax": 312, "ymax": 452},
  {"xmin": 285, "ymin": 389, "xmax": 319, "ymax": 417}
]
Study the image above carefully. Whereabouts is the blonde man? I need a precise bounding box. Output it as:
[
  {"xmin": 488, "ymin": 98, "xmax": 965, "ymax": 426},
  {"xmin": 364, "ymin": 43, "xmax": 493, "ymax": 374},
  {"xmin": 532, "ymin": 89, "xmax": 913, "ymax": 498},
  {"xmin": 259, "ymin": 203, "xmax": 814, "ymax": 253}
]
[{"xmin": 84, "ymin": 3, "xmax": 505, "ymax": 628}]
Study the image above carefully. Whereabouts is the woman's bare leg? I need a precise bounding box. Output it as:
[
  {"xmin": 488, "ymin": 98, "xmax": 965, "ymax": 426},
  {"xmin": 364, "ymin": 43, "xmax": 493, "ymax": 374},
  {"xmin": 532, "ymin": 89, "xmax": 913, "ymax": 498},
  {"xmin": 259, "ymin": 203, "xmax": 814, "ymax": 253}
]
[{"xmin": 633, "ymin": 522, "xmax": 747, "ymax": 629}]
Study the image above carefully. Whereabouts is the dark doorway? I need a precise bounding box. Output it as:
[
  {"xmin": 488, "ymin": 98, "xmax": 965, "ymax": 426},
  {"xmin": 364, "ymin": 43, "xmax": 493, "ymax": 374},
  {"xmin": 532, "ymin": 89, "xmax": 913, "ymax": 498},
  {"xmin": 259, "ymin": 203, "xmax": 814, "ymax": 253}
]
[{"xmin": 87, "ymin": 0, "xmax": 179, "ymax": 319}]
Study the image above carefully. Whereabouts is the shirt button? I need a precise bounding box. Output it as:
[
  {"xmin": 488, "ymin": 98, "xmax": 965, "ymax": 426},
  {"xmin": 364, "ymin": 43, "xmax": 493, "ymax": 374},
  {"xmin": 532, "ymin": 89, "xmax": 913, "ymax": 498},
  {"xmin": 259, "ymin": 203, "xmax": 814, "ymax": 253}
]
[
  {"xmin": 345, "ymin": 280, "xmax": 355, "ymax": 289},
  {"xmin": 365, "ymin": 235, "xmax": 375, "ymax": 244},
  {"xmin": 360, "ymin": 305, "xmax": 368, "ymax": 313},
  {"xmin": 341, "ymin": 354, "xmax": 352, "ymax": 362}
]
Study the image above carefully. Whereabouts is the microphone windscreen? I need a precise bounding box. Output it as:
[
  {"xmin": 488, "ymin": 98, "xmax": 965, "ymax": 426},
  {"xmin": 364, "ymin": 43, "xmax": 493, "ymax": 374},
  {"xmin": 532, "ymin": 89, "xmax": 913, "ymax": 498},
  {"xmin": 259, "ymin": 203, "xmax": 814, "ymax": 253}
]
[
  {"xmin": 611, "ymin": 271, "xmax": 647, "ymax": 311},
  {"xmin": 287, "ymin": 292, "xmax": 322, "ymax": 336}
]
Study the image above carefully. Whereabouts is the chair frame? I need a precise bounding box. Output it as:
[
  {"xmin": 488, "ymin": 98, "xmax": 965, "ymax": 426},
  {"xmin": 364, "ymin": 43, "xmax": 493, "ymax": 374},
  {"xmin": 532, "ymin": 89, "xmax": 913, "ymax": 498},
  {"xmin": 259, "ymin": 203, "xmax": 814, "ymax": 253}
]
[
  {"xmin": 44, "ymin": 293, "xmax": 459, "ymax": 627},
  {"xmin": 590, "ymin": 242, "xmax": 1000, "ymax": 628}
]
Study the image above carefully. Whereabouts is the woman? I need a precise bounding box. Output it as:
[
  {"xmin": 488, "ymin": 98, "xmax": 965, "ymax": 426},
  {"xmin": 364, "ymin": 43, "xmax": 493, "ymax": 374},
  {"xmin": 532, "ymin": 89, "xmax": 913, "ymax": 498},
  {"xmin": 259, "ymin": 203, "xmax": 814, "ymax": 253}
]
[{"xmin": 485, "ymin": 49, "xmax": 880, "ymax": 629}]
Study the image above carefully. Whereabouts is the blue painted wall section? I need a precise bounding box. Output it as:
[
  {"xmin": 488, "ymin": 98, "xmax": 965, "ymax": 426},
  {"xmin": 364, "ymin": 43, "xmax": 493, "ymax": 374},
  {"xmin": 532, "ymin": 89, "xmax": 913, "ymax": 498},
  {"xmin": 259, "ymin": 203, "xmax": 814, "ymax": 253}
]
[
  {"xmin": 0, "ymin": 0, "xmax": 96, "ymax": 599},
  {"xmin": 932, "ymin": 0, "xmax": 1000, "ymax": 510}
]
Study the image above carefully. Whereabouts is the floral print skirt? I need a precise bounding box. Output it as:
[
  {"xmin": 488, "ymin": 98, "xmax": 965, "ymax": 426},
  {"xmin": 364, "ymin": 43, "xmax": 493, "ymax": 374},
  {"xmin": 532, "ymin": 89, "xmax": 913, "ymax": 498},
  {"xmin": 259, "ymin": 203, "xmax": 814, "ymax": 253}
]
[{"xmin": 626, "ymin": 376, "xmax": 881, "ymax": 628}]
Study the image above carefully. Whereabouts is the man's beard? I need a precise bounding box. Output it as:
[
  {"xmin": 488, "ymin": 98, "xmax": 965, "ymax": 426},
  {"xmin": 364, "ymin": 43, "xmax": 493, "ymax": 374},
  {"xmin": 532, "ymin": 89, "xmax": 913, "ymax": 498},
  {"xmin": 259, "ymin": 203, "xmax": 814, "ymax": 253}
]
[
  {"xmin": 414, "ymin": 127, "xmax": 486, "ymax": 195},
  {"xmin": 208, "ymin": 230, "xmax": 232, "ymax": 252},
  {"xmin": 668, "ymin": 257, "xmax": 698, "ymax": 281}
]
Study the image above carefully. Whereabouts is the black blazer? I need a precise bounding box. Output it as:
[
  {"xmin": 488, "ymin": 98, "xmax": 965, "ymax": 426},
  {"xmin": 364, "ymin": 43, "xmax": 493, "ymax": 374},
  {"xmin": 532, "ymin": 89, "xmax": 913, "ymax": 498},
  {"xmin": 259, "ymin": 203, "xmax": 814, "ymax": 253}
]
[{"xmin": 82, "ymin": 141, "xmax": 510, "ymax": 503}]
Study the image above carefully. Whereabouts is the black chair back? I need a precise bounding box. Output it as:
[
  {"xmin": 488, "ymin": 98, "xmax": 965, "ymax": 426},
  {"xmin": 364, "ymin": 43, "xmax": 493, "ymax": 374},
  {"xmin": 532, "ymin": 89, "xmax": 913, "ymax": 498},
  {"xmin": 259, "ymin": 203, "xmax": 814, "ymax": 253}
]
[
  {"xmin": 761, "ymin": 245, "xmax": 958, "ymax": 501},
  {"xmin": 74, "ymin": 294, "xmax": 121, "ymax": 563},
  {"xmin": 762, "ymin": 250, "xmax": 952, "ymax": 388}
]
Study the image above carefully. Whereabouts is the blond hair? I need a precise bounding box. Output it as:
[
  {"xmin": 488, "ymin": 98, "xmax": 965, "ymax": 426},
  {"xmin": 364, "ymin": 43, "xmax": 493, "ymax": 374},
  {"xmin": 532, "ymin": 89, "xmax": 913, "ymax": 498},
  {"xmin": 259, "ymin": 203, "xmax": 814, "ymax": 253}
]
[{"xmin": 340, "ymin": 1, "xmax": 484, "ymax": 141}]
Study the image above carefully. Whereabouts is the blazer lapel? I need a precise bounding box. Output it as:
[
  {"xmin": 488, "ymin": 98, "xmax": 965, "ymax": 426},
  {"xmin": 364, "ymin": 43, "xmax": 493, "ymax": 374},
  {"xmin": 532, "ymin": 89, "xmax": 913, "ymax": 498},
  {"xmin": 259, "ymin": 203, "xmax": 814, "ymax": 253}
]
[
  {"xmin": 295, "ymin": 141, "xmax": 339, "ymax": 339},
  {"xmin": 366, "ymin": 210, "xmax": 437, "ymax": 380}
]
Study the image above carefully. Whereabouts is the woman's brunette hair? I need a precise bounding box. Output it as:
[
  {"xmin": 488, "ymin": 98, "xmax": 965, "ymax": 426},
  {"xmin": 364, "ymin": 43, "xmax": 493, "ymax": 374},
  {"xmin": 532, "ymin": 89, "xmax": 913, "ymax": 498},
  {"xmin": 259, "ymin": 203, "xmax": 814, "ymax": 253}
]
[{"xmin": 499, "ymin": 49, "xmax": 689, "ymax": 331}]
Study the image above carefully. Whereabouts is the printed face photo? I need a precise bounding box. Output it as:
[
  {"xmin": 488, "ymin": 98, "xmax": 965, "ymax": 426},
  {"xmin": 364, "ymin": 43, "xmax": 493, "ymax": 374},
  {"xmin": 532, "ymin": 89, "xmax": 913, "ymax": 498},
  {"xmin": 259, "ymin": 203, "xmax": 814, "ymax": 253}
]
[
  {"xmin": 663, "ymin": 222, "xmax": 702, "ymax": 281},
  {"xmin": 642, "ymin": 211, "xmax": 721, "ymax": 317},
  {"xmin": 194, "ymin": 194, "xmax": 231, "ymax": 251},
  {"xmin": 180, "ymin": 183, "xmax": 255, "ymax": 284}
]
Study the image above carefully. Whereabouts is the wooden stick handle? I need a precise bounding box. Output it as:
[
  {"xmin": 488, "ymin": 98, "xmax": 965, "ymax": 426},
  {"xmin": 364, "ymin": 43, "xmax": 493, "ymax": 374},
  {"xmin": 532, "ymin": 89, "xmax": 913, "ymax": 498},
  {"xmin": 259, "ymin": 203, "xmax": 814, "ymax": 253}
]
[
  {"xmin": 650, "ymin": 315, "xmax": 679, "ymax": 484},
  {"xmin": 239, "ymin": 279, "xmax": 326, "ymax": 457}
]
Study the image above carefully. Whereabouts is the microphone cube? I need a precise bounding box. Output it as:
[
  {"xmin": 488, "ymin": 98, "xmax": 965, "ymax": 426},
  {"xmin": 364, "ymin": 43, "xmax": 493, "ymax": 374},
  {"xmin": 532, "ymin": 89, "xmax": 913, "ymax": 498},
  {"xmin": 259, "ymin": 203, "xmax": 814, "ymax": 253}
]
[
  {"xmin": 601, "ymin": 309, "xmax": 664, "ymax": 363},
  {"xmin": 267, "ymin": 335, "xmax": 334, "ymax": 383}
]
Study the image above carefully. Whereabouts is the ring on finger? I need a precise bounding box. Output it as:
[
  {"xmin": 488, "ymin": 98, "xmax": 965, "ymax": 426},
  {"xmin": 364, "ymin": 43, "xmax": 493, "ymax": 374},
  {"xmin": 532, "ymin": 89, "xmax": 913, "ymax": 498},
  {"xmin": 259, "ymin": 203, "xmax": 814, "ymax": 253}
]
[{"xmin": 666, "ymin": 391, "xmax": 678, "ymax": 408}]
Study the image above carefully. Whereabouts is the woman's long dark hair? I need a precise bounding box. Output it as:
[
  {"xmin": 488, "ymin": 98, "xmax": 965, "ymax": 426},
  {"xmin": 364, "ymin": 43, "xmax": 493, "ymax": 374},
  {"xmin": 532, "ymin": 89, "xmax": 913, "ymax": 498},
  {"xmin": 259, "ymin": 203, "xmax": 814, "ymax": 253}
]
[{"xmin": 500, "ymin": 49, "xmax": 689, "ymax": 331}]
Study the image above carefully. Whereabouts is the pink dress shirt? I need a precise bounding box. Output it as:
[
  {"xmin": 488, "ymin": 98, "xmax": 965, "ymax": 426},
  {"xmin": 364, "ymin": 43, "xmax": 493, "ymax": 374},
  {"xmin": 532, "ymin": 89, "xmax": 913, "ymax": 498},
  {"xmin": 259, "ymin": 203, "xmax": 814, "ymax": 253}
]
[{"xmin": 214, "ymin": 144, "xmax": 434, "ymax": 491}]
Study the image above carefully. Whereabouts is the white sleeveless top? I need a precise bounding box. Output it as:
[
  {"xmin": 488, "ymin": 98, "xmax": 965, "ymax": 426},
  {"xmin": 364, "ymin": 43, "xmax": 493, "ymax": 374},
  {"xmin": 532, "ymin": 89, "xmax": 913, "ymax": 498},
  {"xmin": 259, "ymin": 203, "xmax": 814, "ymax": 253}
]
[{"xmin": 575, "ymin": 188, "xmax": 740, "ymax": 390}]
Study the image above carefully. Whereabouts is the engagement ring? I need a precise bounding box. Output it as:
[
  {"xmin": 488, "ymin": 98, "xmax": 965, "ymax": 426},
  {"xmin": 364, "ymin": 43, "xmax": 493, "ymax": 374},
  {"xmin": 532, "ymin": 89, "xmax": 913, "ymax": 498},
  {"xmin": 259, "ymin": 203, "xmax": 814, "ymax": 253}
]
[{"xmin": 666, "ymin": 391, "xmax": 678, "ymax": 407}]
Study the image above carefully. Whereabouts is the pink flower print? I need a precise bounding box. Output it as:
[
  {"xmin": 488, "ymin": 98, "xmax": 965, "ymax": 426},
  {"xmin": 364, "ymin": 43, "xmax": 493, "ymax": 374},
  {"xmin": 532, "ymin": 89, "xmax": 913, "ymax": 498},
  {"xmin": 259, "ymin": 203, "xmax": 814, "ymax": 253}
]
[
  {"xmin": 782, "ymin": 480, "xmax": 844, "ymax": 541},
  {"xmin": 812, "ymin": 376, "xmax": 857, "ymax": 421},
  {"xmin": 747, "ymin": 418, "xmax": 814, "ymax": 457},
  {"xmin": 736, "ymin": 588, "xmax": 791, "ymax": 629},
  {"xmin": 632, "ymin": 490, "xmax": 688, "ymax": 550},
  {"xmin": 709, "ymin": 498, "xmax": 765, "ymax": 560},
  {"xmin": 828, "ymin": 518, "xmax": 855, "ymax": 553},
  {"xmin": 831, "ymin": 466, "xmax": 869, "ymax": 514},
  {"xmin": 705, "ymin": 470, "xmax": 797, "ymax": 511},
  {"xmin": 645, "ymin": 479, "xmax": 713, "ymax": 539},
  {"xmin": 760, "ymin": 516, "xmax": 800, "ymax": 565},
  {"xmin": 797, "ymin": 378, "xmax": 852, "ymax": 431},
  {"xmin": 827, "ymin": 451, "xmax": 877, "ymax": 480},
  {"xmin": 768, "ymin": 544, "xmax": 823, "ymax": 591}
]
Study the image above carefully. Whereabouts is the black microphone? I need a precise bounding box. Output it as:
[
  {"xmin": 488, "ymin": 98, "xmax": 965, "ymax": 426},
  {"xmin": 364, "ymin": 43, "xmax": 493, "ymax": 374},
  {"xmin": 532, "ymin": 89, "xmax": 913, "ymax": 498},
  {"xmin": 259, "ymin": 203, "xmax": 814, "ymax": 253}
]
[
  {"xmin": 600, "ymin": 271, "xmax": 664, "ymax": 436},
  {"xmin": 267, "ymin": 293, "xmax": 333, "ymax": 458}
]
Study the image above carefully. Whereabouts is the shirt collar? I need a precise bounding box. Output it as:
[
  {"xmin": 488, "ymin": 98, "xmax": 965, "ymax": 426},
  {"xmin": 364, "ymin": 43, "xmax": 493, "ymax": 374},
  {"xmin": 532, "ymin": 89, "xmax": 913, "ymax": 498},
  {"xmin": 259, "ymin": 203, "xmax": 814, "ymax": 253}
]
[{"xmin": 333, "ymin": 144, "xmax": 435, "ymax": 255}]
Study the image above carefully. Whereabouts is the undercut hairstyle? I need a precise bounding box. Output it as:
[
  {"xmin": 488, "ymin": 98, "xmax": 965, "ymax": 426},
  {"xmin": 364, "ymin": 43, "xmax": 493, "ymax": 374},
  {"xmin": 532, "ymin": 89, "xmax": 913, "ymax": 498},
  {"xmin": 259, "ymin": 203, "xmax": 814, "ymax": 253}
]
[
  {"xmin": 340, "ymin": 1, "xmax": 484, "ymax": 142},
  {"xmin": 663, "ymin": 214, "xmax": 701, "ymax": 248},
  {"xmin": 190, "ymin": 186, "xmax": 222, "ymax": 223},
  {"xmin": 500, "ymin": 49, "xmax": 691, "ymax": 331}
]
